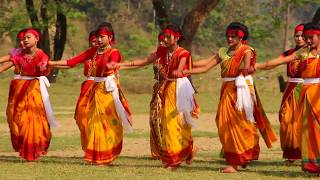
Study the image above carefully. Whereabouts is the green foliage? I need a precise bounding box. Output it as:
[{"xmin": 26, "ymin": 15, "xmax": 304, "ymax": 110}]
[
  {"xmin": 0, "ymin": 4, "xmax": 30, "ymax": 40},
  {"xmin": 0, "ymin": 0, "xmax": 318, "ymax": 59}
]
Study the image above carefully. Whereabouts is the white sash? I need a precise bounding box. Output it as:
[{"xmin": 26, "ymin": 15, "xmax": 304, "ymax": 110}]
[
  {"xmin": 86, "ymin": 76, "xmax": 94, "ymax": 81},
  {"xmin": 14, "ymin": 75, "xmax": 57, "ymax": 127},
  {"xmin": 93, "ymin": 75, "xmax": 132, "ymax": 132},
  {"xmin": 287, "ymin": 77, "xmax": 304, "ymax": 83},
  {"xmin": 176, "ymin": 77, "xmax": 196, "ymax": 128},
  {"xmin": 223, "ymin": 75, "xmax": 255, "ymax": 122},
  {"xmin": 303, "ymin": 78, "xmax": 320, "ymax": 84}
]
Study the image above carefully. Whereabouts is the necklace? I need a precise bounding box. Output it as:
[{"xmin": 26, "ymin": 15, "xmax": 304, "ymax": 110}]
[
  {"xmin": 24, "ymin": 48, "xmax": 38, "ymax": 63},
  {"xmin": 97, "ymin": 45, "xmax": 111, "ymax": 54},
  {"xmin": 227, "ymin": 43, "xmax": 242, "ymax": 57}
]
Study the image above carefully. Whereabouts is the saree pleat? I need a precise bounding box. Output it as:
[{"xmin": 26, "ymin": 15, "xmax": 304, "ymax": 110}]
[
  {"xmin": 84, "ymin": 82, "xmax": 123, "ymax": 164},
  {"xmin": 74, "ymin": 80, "xmax": 94, "ymax": 151},
  {"xmin": 6, "ymin": 79, "xmax": 51, "ymax": 161}
]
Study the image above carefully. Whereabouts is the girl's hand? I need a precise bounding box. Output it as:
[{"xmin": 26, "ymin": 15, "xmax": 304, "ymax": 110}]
[
  {"xmin": 182, "ymin": 69, "xmax": 190, "ymax": 75},
  {"xmin": 48, "ymin": 61, "xmax": 56, "ymax": 66},
  {"xmin": 254, "ymin": 63, "xmax": 262, "ymax": 70},
  {"xmin": 172, "ymin": 70, "xmax": 183, "ymax": 78},
  {"xmin": 106, "ymin": 62, "xmax": 118, "ymax": 70}
]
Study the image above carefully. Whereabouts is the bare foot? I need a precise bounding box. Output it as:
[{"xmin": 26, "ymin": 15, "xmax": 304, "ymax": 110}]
[
  {"xmin": 186, "ymin": 147, "xmax": 197, "ymax": 165},
  {"xmin": 221, "ymin": 166, "xmax": 238, "ymax": 173}
]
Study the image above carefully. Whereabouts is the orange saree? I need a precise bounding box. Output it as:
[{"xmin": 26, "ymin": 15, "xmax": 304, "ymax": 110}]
[
  {"xmin": 295, "ymin": 47, "xmax": 320, "ymax": 173},
  {"xmin": 279, "ymin": 48, "xmax": 303, "ymax": 160},
  {"xmin": 216, "ymin": 44, "xmax": 277, "ymax": 166},
  {"xmin": 6, "ymin": 49, "xmax": 52, "ymax": 161},
  {"xmin": 160, "ymin": 47, "xmax": 199, "ymax": 167},
  {"xmin": 67, "ymin": 47, "xmax": 132, "ymax": 165}
]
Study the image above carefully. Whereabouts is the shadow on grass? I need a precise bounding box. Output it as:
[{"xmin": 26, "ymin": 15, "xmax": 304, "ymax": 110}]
[
  {"xmin": 251, "ymin": 160, "xmax": 301, "ymax": 167},
  {"xmin": 0, "ymin": 155, "xmax": 223, "ymax": 171},
  {"xmin": 254, "ymin": 169, "xmax": 320, "ymax": 178},
  {"xmin": 2, "ymin": 155, "xmax": 317, "ymax": 177}
]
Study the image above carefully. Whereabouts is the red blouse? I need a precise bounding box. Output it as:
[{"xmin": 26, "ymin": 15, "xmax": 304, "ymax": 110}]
[
  {"xmin": 67, "ymin": 47, "xmax": 122, "ymax": 77},
  {"xmin": 10, "ymin": 49, "xmax": 49, "ymax": 76},
  {"xmin": 155, "ymin": 46, "xmax": 191, "ymax": 75},
  {"xmin": 83, "ymin": 60, "xmax": 91, "ymax": 76},
  {"xmin": 281, "ymin": 46, "xmax": 302, "ymax": 78}
]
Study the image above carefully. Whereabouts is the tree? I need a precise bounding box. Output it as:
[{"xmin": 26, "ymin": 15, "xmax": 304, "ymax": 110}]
[
  {"xmin": 25, "ymin": 0, "xmax": 67, "ymax": 82},
  {"xmin": 152, "ymin": 0, "xmax": 220, "ymax": 51},
  {"xmin": 280, "ymin": 0, "xmax": 316, "ymax": 51},
  {"xmin": 277, "ymin": 5, "xmax": 320, "ymax": 92},
  {"xmin": 312, "ymin": 7, "xmax": 320, "ymax": 23}
]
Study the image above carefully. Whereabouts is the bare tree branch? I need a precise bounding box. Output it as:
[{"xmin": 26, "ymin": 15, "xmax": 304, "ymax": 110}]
[{"xmin": 181, "ymin": 0, "xmax": 220, "ymax": 51}]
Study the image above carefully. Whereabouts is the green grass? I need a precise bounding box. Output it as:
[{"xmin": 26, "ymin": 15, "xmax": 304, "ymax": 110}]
[{"xmin": 0, "ymin": 156, "xmax": 319, "ymax": 179}]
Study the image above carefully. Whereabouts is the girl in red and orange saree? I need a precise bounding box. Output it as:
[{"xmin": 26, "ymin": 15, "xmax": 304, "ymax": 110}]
[
  {"xmin": 49, "ymin": 22, "xmax": 132, "ymax": 165},
  {"xmin": 258, "ymin": 24, "xmax": 305, "ymax": 164},
  {"xmin": 54, "ymin": 30, "xmax": 98, "ymax": 151},
  {"xmin": 119, "ymin": 33, "xmax": 166, "ymax": 160},
  {"xmin": 256, "ymin": 22, "xmax": 320, "ymax": 173},
  {"xmin": 0, "ymin": 28, "xmax": 55, "ymax": 161},
  {"xmin": 184, "ymin": 22, "xmax": 277, "ymax": 173},
  {"xmin": 154, "ymin": 24, "xmax": 199, "ymax": 169}
]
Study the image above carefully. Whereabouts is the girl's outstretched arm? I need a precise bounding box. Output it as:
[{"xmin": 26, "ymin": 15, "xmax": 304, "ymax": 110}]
[
  {"xmin": 0, "ymin": 55, "xmax": 10, "ymax": 63},
  {"xmin": 256, "ymin": 53, "xmax": 296, "ymax": 70},
  {"xmin": 0, "ymin": 61, "xmax": 14, "ymax": 73},
  {"xmin": 184, "ymin": 54, "xmax": 220, "ymax": 74}
]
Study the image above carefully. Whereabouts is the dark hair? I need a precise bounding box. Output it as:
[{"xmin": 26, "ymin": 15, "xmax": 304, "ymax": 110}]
[
  {"xmin": 164, "ymin": 23, "xmax": 185, "ymax": 43},
  {"xmin": 226, "ymin": 22, "xmax": 249, "ymax": 40},
  {"xmin": 89, "ymin": 30, "xmax": 96, "ymax": 37},
  {"xmin": 97, "ymin": 22, "xmax": 115, "ymax": 43},
  {"xmin": 304, "ymin": 22, "xmax": 320, "ymax": 32},
  {"xmin": 16, "ymin": 28, "xmax": 26, "ymax": 39},
  {"xmin": 158, "ymin": 32, "xmax": 164, "ymax": 41}
]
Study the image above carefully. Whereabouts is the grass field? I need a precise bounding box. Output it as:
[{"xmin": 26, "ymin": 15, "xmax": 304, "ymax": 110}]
[{"xmin": 0, "ymin": 67, "xmax": 318, "ymax": 179}]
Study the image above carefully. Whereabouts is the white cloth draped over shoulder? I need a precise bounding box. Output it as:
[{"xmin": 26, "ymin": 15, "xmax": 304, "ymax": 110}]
[{"xmin": 176, "ymin": 77, "xmax": 197, "ymax": 128}]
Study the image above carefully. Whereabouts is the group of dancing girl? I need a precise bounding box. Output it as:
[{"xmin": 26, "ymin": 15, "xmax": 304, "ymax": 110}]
[{"xmin": 0, "ymin": 20, "xmax": 319, "ymax": 174}]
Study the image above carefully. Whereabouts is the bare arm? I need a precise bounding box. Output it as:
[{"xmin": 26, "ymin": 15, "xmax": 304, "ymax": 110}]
[
  {"xmin": 255, "ymin": 53, "xmax": 296, "ymax": 70},
  {"xmin": 0, "ymin": 61, "xmax": 14, "ymax": 73},
  {"xmin": 241, "ymin": 50, "xmax": 253, "ymax": 75},
  {"xmin": 193, "ymin": 54, "xmax": 217, "ymax": 67},
  {"xmin": 0, "ymin": 55, "xmax": 10, "ymax": 63},
  {"xmin": 54, "ymin": 65, "xmax": 71, "ymax": 69},
  {"xmin": 49, "ymin": 60, "xmax": 68, "ymax": 66},
  {"xmin": 120, "ymin": 53, "xmax": 157, "ymax": 69},
  {"xmin": 184, "ymin": 55, "xmax": 220, "ymax": 74}
]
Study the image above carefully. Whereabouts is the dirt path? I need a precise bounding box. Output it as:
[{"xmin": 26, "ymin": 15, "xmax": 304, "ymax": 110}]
[{"xmin": 0, "ymin": 113, "xmax": 281, "ymax": 159}]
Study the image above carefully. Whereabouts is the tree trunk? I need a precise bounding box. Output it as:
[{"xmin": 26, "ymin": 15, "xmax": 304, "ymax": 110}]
[
  {"xmin": 180, "ymin": 0, "xmax": 220, "ymax": 51},
  {"xmin": 152, "ymin": 0, "xmax": 170, "ymax": 29},
  {"xmin": 25, "ymin": 0, "xmax": 39, "ymax": 27},
  {"xmin": 40, "ymin": 0, "xmax": 51, "ymax": 57},
  {"xmin": 127, "ymin": 0, "xmax": 131, "ymax": 14},
  {"xmin": 152, "ymin": 0, "xmax": 219, "ymax": 51},
  {"xmin": 47, "ymin": 9, "xmax": 67, "ymax": 83},
  {"xmin": 282, "ymin": 3, "xmax": 290, "ymax": 51},
  {"xmin": 312, "ymin": 7, "xmax": 320, "ymax": 23}
]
